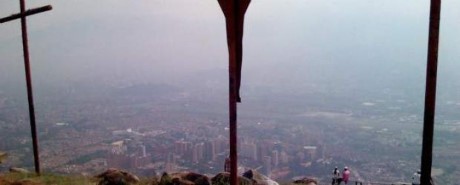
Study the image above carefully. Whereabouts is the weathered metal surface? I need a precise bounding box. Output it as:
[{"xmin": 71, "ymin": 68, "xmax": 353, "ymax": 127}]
[
  {"xmin": 0, "ymin": 5, "xmax": 52, "ymax": 24},
  {"xmin": 218, "ymin": 1, "xmax": 250, "ymax": 185},
  {"xmin": 218, "ymin": 0, "xmax": 250, "ymax": 103},
  {"xmin": 0, "ymin": 0, "xmax": 52, "ymax": 175},
  {"xmin": 421, "ymin": 0, "xmax": 441, "ymax": 185},
  {"xmin": 19, "ymin": 0, "xmax": 41, "ymax": 175}
]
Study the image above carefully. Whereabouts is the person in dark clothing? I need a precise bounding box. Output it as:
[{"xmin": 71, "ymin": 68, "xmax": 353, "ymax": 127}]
[{"xmin": 332, "ymin": 167, "xmax": 342, "ymax": 185}]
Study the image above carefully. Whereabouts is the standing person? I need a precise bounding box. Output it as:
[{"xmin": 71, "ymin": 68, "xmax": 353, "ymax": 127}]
[
  {"xmin": 332, "ymin": 167, "xmax": 341, "ymax": 185},
  {"xmin": 411, "ymin": 170, "xmax": 434, "ymax": 185},
  {"xmin": 342, "ymin": 167, "xmax": 350, "ymax": 184},
  {"xmin": 411, "ymin": 170, "xmax": 421, "ymax": 185},
  {"xmin": 224, "ymin": 157, "xmax": 231, "ymax": 172}
]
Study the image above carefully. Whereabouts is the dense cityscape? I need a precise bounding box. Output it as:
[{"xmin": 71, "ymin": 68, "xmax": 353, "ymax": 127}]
[
  {"xmin": 1, "ymin": 1, "xmax": 460, "ymax": 184},
  {"xmin": 1, "ymin": 78, "xmax": 459, "ymax": 184}
]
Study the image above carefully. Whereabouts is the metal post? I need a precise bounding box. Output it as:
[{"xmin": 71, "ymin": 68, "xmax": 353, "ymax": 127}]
[
  {"xmin": 19, "ymin": 0, "xmax": 41, "ymax": 175},
  {"xmin": 420, "ymin": 0, "xmax": 441, "ymax": 184},
  {"xmin": 229, "ymin": 0, "xmax": 239, "ymax": 184},
  {"xmin": 218, "ymin": 1, "xmax": 250, "ymax": 185},
  {"xmin": 229, "ymin": 71, "xmax": 238, "ymax": 185}
]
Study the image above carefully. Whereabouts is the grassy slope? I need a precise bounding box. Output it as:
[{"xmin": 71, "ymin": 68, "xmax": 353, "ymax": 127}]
[
  {"xmin": 0, "ymin": 173, "xmax": 153, "ymax": 185},
  {"xmin": 0, "ymin": 173, "xmax": 296, "ymax": 185},
  {"xmin": 0, "ymin": 173, "xmax": 92, "ymax": 185}
]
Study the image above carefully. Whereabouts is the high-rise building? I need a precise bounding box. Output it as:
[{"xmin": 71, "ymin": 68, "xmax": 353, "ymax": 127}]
[
  {"xmin": 165, "ymin": 152, "xmax": 176, "ymax": 172},
  {"xmin": 111, "ymin": 140, "xmax": 127, "ymax": 155},
  {"xmin": 280, "ymin": 151, "xmax": 289, "ymax": 164},
  {"xmin": 263, "ymin": 156, "xmax": 272, "ymax": 178},
  {"xmin": 107, "ymin": 141, "xmax": 150, "ymax": 170},
  {"xmin": 139, "ymin": 145, "xmax": 147, "ymax": 158},
  {"xmin": 174, "ymin": 141, "xmax": 182, "ymax": 155},
  {"xmin": 256, "ymin": 146, "xmax": 264, "ymax": 162},
  {"xmin": 174, "ymin": 140, "xmax": 192, "ymax": 156},
  {"xmin": 204, "ymin": 140, "xmax": 216, "ymax": 161},
  {"xmin": 303, "ymin": 146, "xmax": 317, "ymax": 161},
  {"xmin": 213, "ymin": 137, "xmax": 228, "ymax": 154},
  {"xmin": 271, "ymin": 150, "xmax": 279, "ymax": 167},
  {"xmin": 192, "ymin": 143, "xmax": 204, "ymax": 163},
  {"xmin": 241, "ymin": 142, "xmax": 257, "ymax": 161},
  {"xmin": 107, "ymin": 140, "xmax": 130, "ymax": 169},
  {"xmin": 257, "ymin": 143, "xmax": 271, "ymax": 162}
]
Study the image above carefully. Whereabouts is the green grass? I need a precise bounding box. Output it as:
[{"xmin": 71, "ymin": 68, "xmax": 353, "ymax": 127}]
[
  {"xmin": 0, "ymin": 172, "xmax": 154, "ymax": 185},
  {"xmin": 0, "ymin": 173, "xmax": 95, "ymax": 185}
]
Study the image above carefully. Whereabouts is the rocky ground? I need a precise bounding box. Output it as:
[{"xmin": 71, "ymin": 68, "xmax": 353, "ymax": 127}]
[{"xmin": 0, "ymin": 168, "xmax": 318, "ymax": 185}]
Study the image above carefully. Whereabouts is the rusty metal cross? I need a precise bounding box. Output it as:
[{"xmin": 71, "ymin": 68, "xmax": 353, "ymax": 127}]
[
  {"xmin": 0, "ymin": 0, "xmax": 52, "ymax": 175},
  {"xmin": 218, "ymin": 0, "xmax": 250, "ymax": 185}
]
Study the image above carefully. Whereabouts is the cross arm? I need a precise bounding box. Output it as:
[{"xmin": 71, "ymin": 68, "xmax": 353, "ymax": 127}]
[{"xmin": 0, "ymin": 5, "xmax": 52, "ymax": 24}]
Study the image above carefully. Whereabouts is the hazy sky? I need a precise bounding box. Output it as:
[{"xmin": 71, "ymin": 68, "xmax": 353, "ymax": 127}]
[{"xmin": 1, "ymin": 0, "xmax": 459, "ymax": 96}]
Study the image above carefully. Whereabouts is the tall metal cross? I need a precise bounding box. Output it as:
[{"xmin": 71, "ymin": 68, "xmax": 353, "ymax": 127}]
[
  {"xmin": 218, "ymin": 0, "xmax": 250, "ymax": 185},
  {"xmin": 0, "ymin": 0, "xmax": 52, "ymax": 175}
]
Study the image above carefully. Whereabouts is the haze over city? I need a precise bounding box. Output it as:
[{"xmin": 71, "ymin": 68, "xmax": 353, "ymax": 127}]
[{"xmin": 1, "ymin": 0, "xmax": 460, "ymax": 184}]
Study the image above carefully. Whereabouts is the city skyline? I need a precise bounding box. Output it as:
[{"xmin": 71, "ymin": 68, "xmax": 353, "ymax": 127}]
[{"xmin": 1, "ymin": 0, "xmax": 460, "ymax": 184}]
